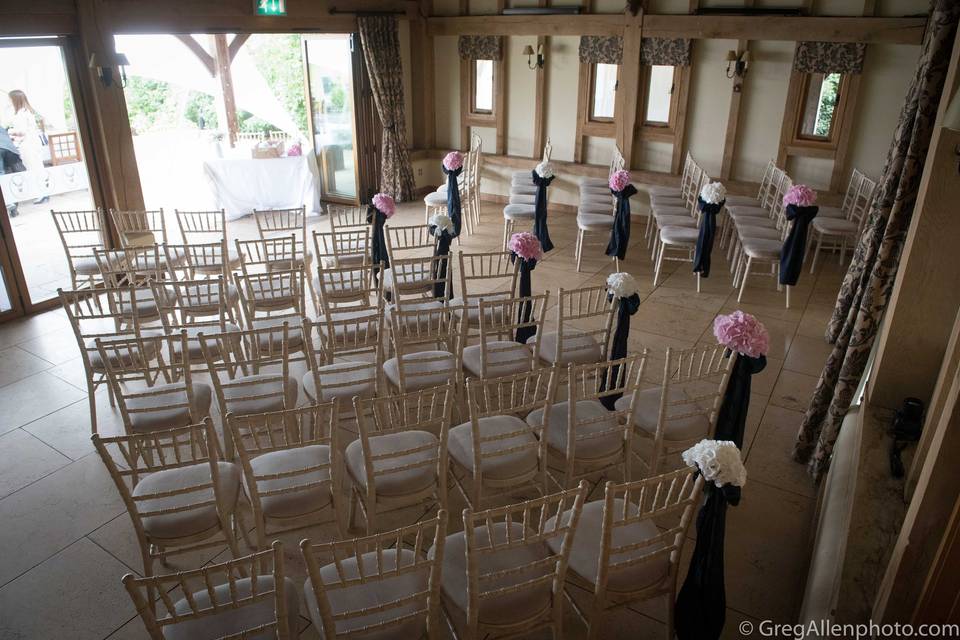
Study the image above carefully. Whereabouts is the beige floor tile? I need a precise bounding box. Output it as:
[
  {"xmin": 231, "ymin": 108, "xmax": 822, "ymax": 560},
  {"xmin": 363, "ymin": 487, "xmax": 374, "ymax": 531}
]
[
  {"xmin": 46, "ymin": 355, "xmax": 92, "ymax": 391},
  {"xmin": 16, "ymin": 326, "xmax": 83, "ymax": 365},
  {"xmin": 0, "ymin": 345, "xmax": 53, "ymax": 388},
  {"xmin": 647, "ymin": 286, "xmax": 730, "ymax": 314},
  {"xmin": 769, "ymin": 369, "xmax": 819, "ymax": 413},
  {"xmin": 21, "ymin": 389, "xmax": 126, "ymax": 461},
  {"xmin": 740, "ymin": 393, "xmax": 771, "ymax": 458},
  {"xmin": 0, "ymin": 452, "xmax": 126, "ymax": 587},
  {"xmin": 104, "ymin": 616, "xmax": 152, "ymax": 639},
  {"xmin": 783, "ymin": 334, "xmax": 833, "ymax": 378},
  {"xmin": 0, "ymin": 308, "xmax": 71, "ymax": 350},
  {"xmin": 0, "ymin": 371, "xmax": 87, "ymax": 436},
  {"xmin": 745, "ymin": 405, "xmax": 816, "ymax": 498},
  {"xmin": 0, "ymin": 537, "xmax": 135, "ymax": 640},
  {"xmin": 0, "ymin": 429, "xmax": 71, "ymax": 499},
  {"xmin": 632, "ymin": 302, "xmax": 715, "ymax": 343},
  {"xmin": 748, "ymin": 357, "xmax": 783, "ymax": 397},
  {"xmin": 796, "ymin": 304, "xmax": 834, "ymax": 339}
]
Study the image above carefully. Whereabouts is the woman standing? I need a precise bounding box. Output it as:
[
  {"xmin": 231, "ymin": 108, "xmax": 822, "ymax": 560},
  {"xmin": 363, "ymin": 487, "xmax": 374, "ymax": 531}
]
[{"xmin": 7, "ymin": 90, "xmax": 47, "ymax": 204}]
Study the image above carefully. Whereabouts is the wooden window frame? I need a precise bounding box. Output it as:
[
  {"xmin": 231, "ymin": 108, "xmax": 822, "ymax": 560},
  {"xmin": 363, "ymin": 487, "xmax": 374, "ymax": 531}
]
[
  {"xmin": 460, "ymin": 56, "xmax": 506, "ymax": 154},
  {"xmin": 791, "ymin": 71, "xmax": 851, "ymax": 149},
  {"xmin": 470, "ymin": 58, "xmax": 495, "ymax": 116},
  {"xmin": 588, "ymin": 62, "xmax": 619, "ymax": 124},
  {"xmin": 636, "ymin": 64, "xmax": 683, "ymax": 140},
  {"xmin": 575, "ymin": 61, "xmax": 618, "ymax": 163}
]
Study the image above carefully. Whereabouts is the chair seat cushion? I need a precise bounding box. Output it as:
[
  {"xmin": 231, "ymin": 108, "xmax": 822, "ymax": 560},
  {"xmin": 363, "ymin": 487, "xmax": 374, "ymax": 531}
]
[
  {"xmin": 433, "ymin": 522, "xmax": 552, "ymax": 624},
  {"xmin": 727, "ymin": 206, "xmax": 769, "ymax": 218},
  {"xmin": 724, "ymin": 195, "xmax": 761, "ymax": 207},
  {"xmin": 385, "ymin": 299, "xmax": 446, "ymax": 330},
  {"xmin": 660, "ymin": 226, "xmax": 700, "ymax": 245},
  {"xmin": 249, "ymin": 445, "xmax": 332, "ymax": 518},
  {"xmin": 424, "ymin": 191, "xmax": 447, "ymax": 206},
  {"xmin": 303, "ymin": 361, "xmax": 377, "ymax": 402},
  {"xmin": 527, "ymin": 399, "xmax": 624, "ymax": 460},
  {"xmin": 656, "ymin": 216, "xmax": 697, "ymax": 230},
  {"xmin": 384, "ymin": 351, "xmax": 457, "ymax": 391},
  {"xmin": 166, "ymin": 575, "xmax": 300, "ymax": 640},
  {"xmin": 316, "ymin": 308, "xmax": 380, "ymax": 339},
  {"xmin": 545, "ymin": 499, "xmax": 668, "ymax": 592},
  {"xmin": 579, "ymin": 185, "xmax": 610, "ymax": 197},
  {"xmin": 172, "ymin": 324, "xmax": 242, "ymax": 361},
  {"xmin": 126, "ymin": 382, "xmax": 212, "ymax": 432},
  {"xmin": 119, "ymin": 287, "xmax": 171, "ymax": 319},
  {"xmin": 132, "ymin": 461, "xmax": 241, "ymax": 540},
  {"xmin": 509, "ymin": 194, "xmax": 536, "ymax": 205},
  {"xmin": 249, "ymin": 317, "xmax": 306, "ymax": 350},
  {"xmin": 345, "ymin": 430, "xmax": 438, "ymax": 496},
  {"xmin": 734, "ymin": 215, "xmax": 775, "ymax": 229},
  {"xmin": 511, "ymin": 176, "xmax": 535, "ymax": 187},
  {"xmin": 72, "ymin": 255, "xmax": 102, "ymax": 276},
  {"xmin": 450, "ymin": 293, "xmax": 511, "ymax": 325},
  {"xmin": 87, "ymin": 335, "xmax": 158, "ymax": 372},
  {"xmin": 645, "ymin": 185, "xmax": 681, "ymax": 197},
  {"xmin": 737, "ymin": 225, "xmax": 782, "ymax": 240},
  {"xmin": 462, "ymin": 341, "xmax": 533, "ymax": 378},
  {"xmin": 304, "ymin": 549, "xmax": 428, "ymax": 640},
  {"xmin": 742, "ymin": 238, "xmax": 783, "ymax": 258},
  {"xmin": 812, "ymin": 218, "xmax": 858, "ymax": 234},
  {"xmin": 448, "ymin": 415, "xmax": 539, "ymax": 481},
  {"xmin": 527, "ymin": 329, "xmax": 603, "ymax": 365},
  {"xmin": 222, "ymin": 374, "xmax": 298, "ymax": 416},
  {"xmin": 817, "ymin": 205, "xmax": 845, "ymax": 219},
  {"xmin": 652, "ymin": 206, "xmax": 691, "ymax": 217},
  {"xmin": 382, "ymin": 265, "xmax": 433, "ymax": 294},
  {"xmin": 580, "ymin": 176, "xmax": 609, "ymax": 187},
  {"xmin": 578, "ymin": 202, "xmax": 614, "ymax": 215},
  {"xmin": 649, "ymin": 195, "xmax": 687, "ymax": 208},
  {"xmin": 315, "ymin": 270, "xmax": 365, "ymax": 299},
  {"xmin": 510, "ymin": 184, "xmax": 538, "ymax": 195},
  {"xmin": 577, "ymin": 213, "xmax": 614, "ymax": 230},
  {"xmin": 580, "ymin": 193, "xmax": 612, "ymax": 206},
  {"xmin": 503, "ymin": 204, "xmax": 535, "ymax": 220},
  {"xmin": 614, "ymin": 387, "xmax": 711, "ymax": 441}
]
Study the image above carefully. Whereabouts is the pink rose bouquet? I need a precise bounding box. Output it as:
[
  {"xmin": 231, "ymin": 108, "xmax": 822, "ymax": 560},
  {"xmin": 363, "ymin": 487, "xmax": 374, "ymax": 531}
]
[
  {"xmin": 443, "ymin": 151, "xmax": 464, "ymax": 171},
  {"xmin": 609, "ymin": 169, "xmax": 631, "ymax": 193},
  {"xmin": 372, "ymin": 193, "xmax": 396, "ymax": 218},
  {"xmin": 508, "ymin": 232, "xmax": 543, "ymax": 262},
  {"xmin": 713, "ymin": 310, "xmax": 769, "ymax": 358},
  {"xmin": 783, "ymin": 184, "xmax": 817, "ymax": 208}
]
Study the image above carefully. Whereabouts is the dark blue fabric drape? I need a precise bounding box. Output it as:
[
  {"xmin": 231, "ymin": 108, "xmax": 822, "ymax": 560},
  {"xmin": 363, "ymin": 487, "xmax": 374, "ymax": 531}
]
[
  {"xmin": 676, "ymin": 482, "xmax": 740, "ymax": 640},
  {"xmin": 431, "ymin": 230, "xmax": 453, "ymax": 299},
  {"xmin": 367, "ymin": 205, "xmax": 389, "ymax": 269},
  {"xmin": 599, "ymin": 292, "xmax": 641, "ymax": 410},
  {"xmin": 779, "ymin": 204, "xmax": 818, "ymax": 286},
  {"xmin": 512, "ymin": 253, "xmax": 537, "ymax": 344},
  {"xmin": 605, "ymin": 184, "xmax": 638, "ymax": 260},
  {"xmin": 532, "ymin": 170, "xmax": 555, "ymax": 253},
  {"xmin": 444, "ymin": 166, "xmax": 464, "ymax": 237},
  {"xmin": 714, "ymin": 352, "xmax": 766, "ymax": 448},
  {"xmin": 693, "ymin": 198, "xmax": 725, "ymax": 278}
]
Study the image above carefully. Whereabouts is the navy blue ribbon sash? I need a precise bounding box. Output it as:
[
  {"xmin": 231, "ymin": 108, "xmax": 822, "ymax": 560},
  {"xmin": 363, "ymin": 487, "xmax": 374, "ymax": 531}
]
[
  {"xmin": 511, "ymin": 253, "xmax": 537, "ymax": 344},
  {"xmin": 366, "ymin": 205, "xmax": 389, "ymax": 269},
  {"xmin": 779, "ymin": 204, "xmax": 818, "ymax": 286},
  {"xmin": 693, "ymin": 197, "xmax": 725, "ymax": 278},
  {"xmin": 431, "ymin": 228, "xmax": 453, "ymax": 299},
  {"xmin": 532, "ymin": 170, "xmax": 555, "ymax": 253},
  {"xmin": 605, "ymin": 184, "xmax": 638, "ymax": 260},
  {"xmin": 714, "ymin": 351, "xmax": 766, "ymax": 448},
  {"xmin": 599, "ymin": 292, "xmax": 641, "ymax": 410},
  {"xmin": 676, "ymin": 481, "xmax": 740, "ymax": 640},
  {"xmin": 443, "ymin": 165, "xmax": 464, "ymax": 237}
]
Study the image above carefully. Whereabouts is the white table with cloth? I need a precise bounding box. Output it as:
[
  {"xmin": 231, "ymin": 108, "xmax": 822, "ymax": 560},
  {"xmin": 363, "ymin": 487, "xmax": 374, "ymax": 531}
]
[{"xmin": 202, "ymin": 156, "xmax": 322, "ymax": 220}]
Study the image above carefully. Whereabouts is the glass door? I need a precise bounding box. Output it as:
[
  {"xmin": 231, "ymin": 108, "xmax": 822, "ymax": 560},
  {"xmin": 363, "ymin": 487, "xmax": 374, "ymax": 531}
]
[
  {"xmin": 302, "ymin": 34, "xmax": 359, "ymax": 204},
  {"xmin": 0, "ymin": 36, "xmax": 99, "ymax": 313}
]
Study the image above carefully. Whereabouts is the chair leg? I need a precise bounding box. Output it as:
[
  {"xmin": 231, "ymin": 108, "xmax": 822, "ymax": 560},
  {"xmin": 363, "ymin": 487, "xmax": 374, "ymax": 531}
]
[
  {"xmin": 502, "ymin": 219, "xmax": 510, "ymax": 251},
  {"xmin": 810, "ymin": 234, "xmax": 824, "ymax": 274},
  {"xmin": 664, "ymin": 593, "xmax": 675, "ymax": 640},
  {"xmin": 87, "ymin": 378, "xmax": 98, "ymax": 435},
  {"xmin": 737, "ymin": 257, "xmax": 752, "ymax": 302},
  {"xmin": 576, "ymin": 230, "xmax": 585, "ymax": 272},
  {"xmin": 653, "ymin": 240, "xmax": 666, "ymax": 286}
]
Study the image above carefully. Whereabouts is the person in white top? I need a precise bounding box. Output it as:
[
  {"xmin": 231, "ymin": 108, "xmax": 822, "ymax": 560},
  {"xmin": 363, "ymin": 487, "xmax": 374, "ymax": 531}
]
[{"xmin": 6, "ymin": 90, "xmax": 47, "ymax": 204}]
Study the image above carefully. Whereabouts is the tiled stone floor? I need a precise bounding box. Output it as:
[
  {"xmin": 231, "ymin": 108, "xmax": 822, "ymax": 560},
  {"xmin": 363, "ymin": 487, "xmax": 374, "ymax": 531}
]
[{"xmin": 0, "ymin": 199, "xmax": 845, "ymax": 639}]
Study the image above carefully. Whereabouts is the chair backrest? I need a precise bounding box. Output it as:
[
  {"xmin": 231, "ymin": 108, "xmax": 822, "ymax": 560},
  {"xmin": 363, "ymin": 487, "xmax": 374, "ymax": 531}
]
[
  {"xmin": 175, "ymin": 209, "xmax": 226, "ymax": 245},
  {"xmin": 169, "ymin": 241, "xmax": 230, "ymax": 282},
  {"xmin": 52, "ymin": 209, "xmax": 105, "ymax": 258},
  {"xmin": 460, "ymin": 483, "xmax": 587, "ymax": 633},
  {"xmin": 652, "ymin": 344, "xmax": 733, "ymax": 446},
  {"xmin": 555, "ymin": 285, "xmax": 615, "ymax": 362},
  {"xmin": 609, "ymin": 146, "xmax": 625, "ymax": 177},
  {"xmin": 541, "ymin": 137, "xmax": 553, "ymax": 163},
  {"xmin": 110, "ymin": 209, "xmax": 168, "ymax": 247},
  {"xmin": 92, "ymin": 419, "xmax": 230, "ymax": 542},
  {"xmin": 122, "ymin": 541, "xmax": 293, "ymax": 640},
  {"xmin": 315, "ymin": 261, "xmax": 380, "ymax": 311},
  {"xmin": 155, "ymin": 276, "xmax": 232, "ymax": 336},
  {"xmin": 772, "ymin": 175, "xmax": 794, "ymax": 238},
  {"xmin": 595, "ymin": 468, "xmax": 703, "ymax": 598},
  {"xmin": 754, "ymin": 160, "xmax": 779, "ymax": 202},
  {"xmin": 60, "ymin": 286, "xmax": 146, "ymax": 372},
  {"xmin": 312, "ymin": 228, "xmax": 372, "ymax": 270},
  {"xmin": 227, "ymin": 402, "xmax": 338, "ymax": 526},
  {"xmin": 849, "ymin": 172, "xmax": 877, "ymax": 231},
  {"xmin": 236, "ymin": 236, "xmax": 301, "ymax": 275},
  {"xmin": 304, "ymin": 311, "xmax": 382, "ymax": 401},
  {"xmin": 328, "ymin": 205, "xmax": 368, "ymax": 230},
  {"xmin": 234, "ymin": 268, "xmax": 307, "ymax": 321},
  {"xmin": 95, "ymin": 245, "xmax": 167, "ymax": 288},
  {"xmin": 457, "ymin": 251, "xmax": 519, "ymax": 307},
  {"xmin": 760, "ymin": 168, "xmax": 787, "ymax": 211},
  {"xmin": 388, "ymin": 305, "xmax": 464, "ymax": 391},
  {"xmin": 254, "ymin": 206, "xmax": 308, "ymax": 246},
  {"xmin": 301, "ymin": 514, "xmax": 447, "ymax": 639},
  {"xmin": 385, "ymin": 224, "xmax": 434, "ymax": 263},
  {"xmin": 352, "ymin": 384, "xmax": 452, "ymax": 503},
  {"xmin": 476, "ymin": 293, "xmax": 550, "ymax": 372},
  {"xmin": 389, "ymin": 254, "xmax": 452, "ymax": 304}
]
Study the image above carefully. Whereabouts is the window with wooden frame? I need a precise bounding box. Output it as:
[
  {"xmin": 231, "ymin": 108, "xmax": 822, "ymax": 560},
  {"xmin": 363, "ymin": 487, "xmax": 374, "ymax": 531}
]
[
  {"xmin": 471, "ymin": 59, "xmax": 495, "ymax": 115},
  {"xmin": 589, "ymin": 63, "xmax": 619, "ymax": 122},
  {"xmin": 794, "ymin": 72, "xmax": 848, "ymax": 145},
  {"xmin": 638, "ymin": 64, "xmax": 680, "ymax": 131}
]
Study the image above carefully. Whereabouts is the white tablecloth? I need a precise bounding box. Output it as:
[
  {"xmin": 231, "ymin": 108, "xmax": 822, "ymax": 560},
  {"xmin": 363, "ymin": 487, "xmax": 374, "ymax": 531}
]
[
  {"xmin": 203, "ymin": 156, "xmax": 321, "ymax": 220},
  {"xmin": 0, "ymin": 162, "xmax": 88, "ymax": 203}
]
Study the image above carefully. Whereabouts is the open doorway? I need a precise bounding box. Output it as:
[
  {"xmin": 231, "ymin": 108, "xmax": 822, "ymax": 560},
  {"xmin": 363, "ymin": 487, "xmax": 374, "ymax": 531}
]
[{"xmin": 113, "ymin": 32, "xmax": 376, "ymax": 239}]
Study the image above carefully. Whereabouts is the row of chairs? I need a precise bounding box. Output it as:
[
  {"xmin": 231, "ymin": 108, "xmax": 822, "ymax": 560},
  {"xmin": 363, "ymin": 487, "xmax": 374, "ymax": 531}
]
[
  {"xmin": 575, "ymin": 147, "xmax": 627, "ymax": 271},
  {"xmin": 502, "ymin": 138, "xmax": 554, "ymax": 250},
  {"xmin": 120, "ymin": 465, "xmax": 702, "ymax": 640},
  {"xmin": 424, "ymin": 134, "xmax": 484, "ymax": 235}
]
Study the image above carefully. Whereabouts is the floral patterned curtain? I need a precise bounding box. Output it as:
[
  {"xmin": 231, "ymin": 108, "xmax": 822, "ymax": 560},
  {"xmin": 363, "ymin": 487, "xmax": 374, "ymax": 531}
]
[
  {"xmin": 793, "ymin": 0, "xmax": 960, "ymax": 480},
  {"xmin": 358, "ymin": 15, "xmax": 416, "ymax": 201},
  {"xmin": 579, "ymin": 36, "xmax": 623, "ymax": 64},
  {"xmin": 793, "ymin": 41, "xmax": 867, "ymax": 74},
  {"xmin": 640, "ymin": 38, "xmax": 692, "ymax": 67},
  {"xmin": 458, "ymin": 35, "xmax": 504, "ymax": 60}
]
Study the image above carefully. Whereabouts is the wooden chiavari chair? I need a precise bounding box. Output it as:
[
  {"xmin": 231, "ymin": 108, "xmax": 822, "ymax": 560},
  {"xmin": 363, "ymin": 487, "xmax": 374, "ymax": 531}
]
[
  {"xmin": 153, "ymin": 275, "xmax": 241, "ymax": 371},
  {"xmin": 348, "ymin": 384, "xmax": 453, "ymax": 533},
  {"xmin": 328, "ymin": 204, "xmax": 369, "ymax": 230},
  {"xmin": 167, "ymin": 241, "xmax": 242, "ymax": 322},
  {"xmin": 233, "ymin": 268, "xmax": 308, "ymax": 343},
  {"xmin": 448, "ymin": 367, "xmax": 558, "ymax": 509},
  {"xmin": 301, "ymin": 514, "xmax": 447, "ymax": 639},
  {"xmin": 453, "ymin": 251, "xmax": 519, "ymax": 335},
  {"xmin": 808, "ymin": 171, "xmax": 876, "ymax": 273},
  {"xmin": 95, "ymin": 244, "xmax": 170, "ymax": 327},
  {"xmin": 437, "ymin": 483, "xmax": 587, "ymax": 640},
  {"xmin": 383, "ymin": 224, "xmax": 435, "ymax": 298},
  {"xmin": 384, "ymin": 303, "xmax": 464, "ymax": 395},
  {"xmin": 122, "ymin": 541, "xmax": 297, "ymax": 639},
  {"xmin": 226, "ymin": 402, "xmax": 342, "ymax": 549},
  {"xmin": 537, "ymin": 285, "xmax": 615, "ymax": 367},
  {"xmin": 553, "ymin": 469, "xmax": 703, "ymax": 640},
  {"xmin": 619, "ymin": 344, "xmax": 732, "ymax": 475},
  {"xmin": 462, "ymin": 293, "xmax": 548, "ymax": 379},
  {"xmin": 51, "ymin": 208, "xmax": 106, "ymax": 290},
  {"xmin": 174, "ymin": 208, "xmax": 242, "ymax": 271},
  {"xmin": 92, "ymin": 419, "xmax": 245, "ymax": 580}
]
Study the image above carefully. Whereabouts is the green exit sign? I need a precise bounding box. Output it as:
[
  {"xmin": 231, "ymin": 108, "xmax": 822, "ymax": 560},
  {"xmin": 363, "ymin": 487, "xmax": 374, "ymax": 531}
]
[{"xmin": 255, "ymin": 0, "xmax": 286, "ymax": 16}]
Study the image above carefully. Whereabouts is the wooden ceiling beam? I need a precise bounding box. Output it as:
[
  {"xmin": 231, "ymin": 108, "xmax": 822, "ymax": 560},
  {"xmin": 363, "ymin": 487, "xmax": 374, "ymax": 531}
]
[
  {"xmin": 173, "ymin": 34, "xmax": 215, "ymax": 76},
  {"xmin": 228, "ymin": 33, "xmax": 250, "ymax": 61},
  {"xmin": 427, "ymin": 14, "xmax": 631, "ymax": 37}
]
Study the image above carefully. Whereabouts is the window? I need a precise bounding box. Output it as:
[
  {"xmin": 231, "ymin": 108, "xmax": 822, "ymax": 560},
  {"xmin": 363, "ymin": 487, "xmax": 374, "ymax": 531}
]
[
  {"xmin": 643, "ymin": 65, "xmax": 675, "ymax": 126},
  {"xmin": 590, "ymin": 63, "xmax": 618, "ymax": 120},
  {"xmin": 797, "ymin": 72, "xmax": 843, "ymax": 141},
  {"xmin": 472, "ymin": 59, "xmax": 494, "ymax": 114}
]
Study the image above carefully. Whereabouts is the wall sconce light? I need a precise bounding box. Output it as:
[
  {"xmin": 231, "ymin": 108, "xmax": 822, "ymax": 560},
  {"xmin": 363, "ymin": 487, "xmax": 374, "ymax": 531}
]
[
  {"xmin": 725, "ymin": 49, "xmax": 749, "ymax": 90},
  {"xmin": 523, "ymin": 43, "xmax": 545, "ymax": 70},
  {"xmin": 89, "ymin": 52, "xmax": 130, "ymax": 88}
]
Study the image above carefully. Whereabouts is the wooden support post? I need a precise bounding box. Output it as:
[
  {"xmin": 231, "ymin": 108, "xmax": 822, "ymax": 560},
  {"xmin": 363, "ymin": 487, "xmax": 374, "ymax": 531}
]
[
  {"xmin": 616, "ymin": 22, "xmax": 642, "ymax": 167},
  {"xmin": 719, "ymin": 0, "xmax": 752, "ymax": 180},
  {"xmin": 408, "ymin": 0, "xmax": 436, "ymax": 149},
  {"xmin": 532, "ymin": 35, "xmax": 548, "ymax": 158},
  {"xmin": 212, "ymin": 34, "xmax": 239, "ymax": 148}
]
